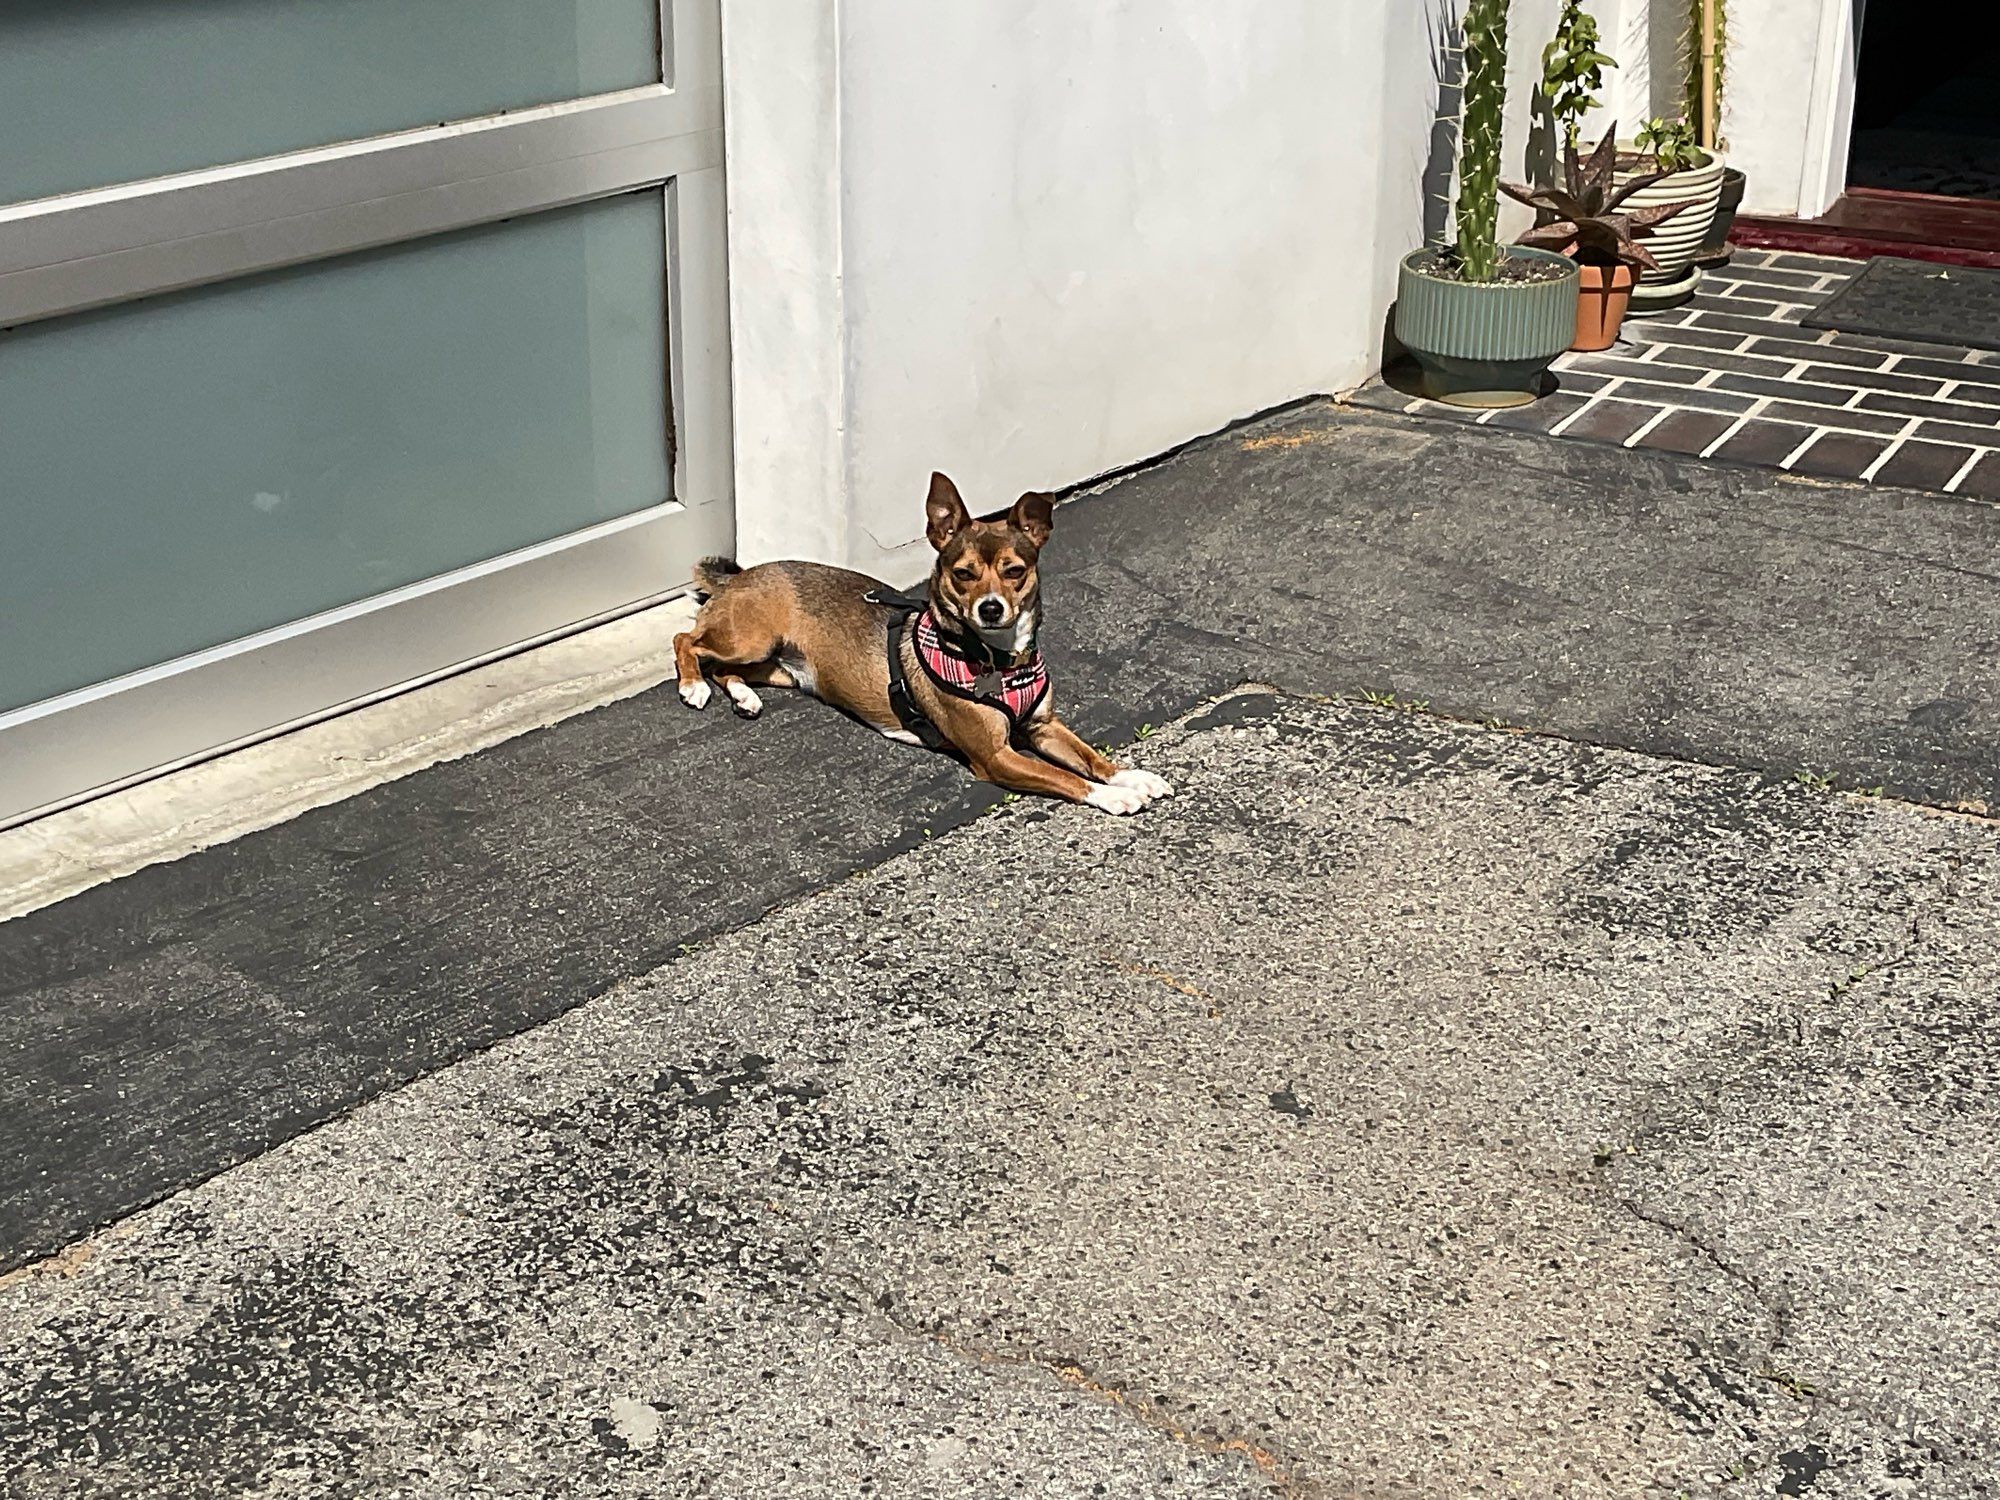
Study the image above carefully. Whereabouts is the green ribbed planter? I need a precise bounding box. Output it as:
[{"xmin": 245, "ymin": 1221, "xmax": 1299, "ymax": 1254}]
[{"xmin": 1395, "ymin": 246, "xmax": 1581, "ymax": 408}]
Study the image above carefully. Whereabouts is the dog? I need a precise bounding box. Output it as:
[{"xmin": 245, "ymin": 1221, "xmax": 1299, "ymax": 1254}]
[{"xmin": 671, "ymin": 472, "xmax": 1172, "ymax": 815}]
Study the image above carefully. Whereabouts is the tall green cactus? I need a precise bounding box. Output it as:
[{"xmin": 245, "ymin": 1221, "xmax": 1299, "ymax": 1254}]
[{"xmin": 1454, "ymin": 0, "xmax": 1512, "ymax": 282}]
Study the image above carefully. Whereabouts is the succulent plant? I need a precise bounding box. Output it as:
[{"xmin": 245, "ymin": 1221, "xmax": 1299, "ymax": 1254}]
[
  {"xmin": 1636, "ymin": 115, "xmax": 1704, "ymax": 172},
  {"xmin": 1501, "ymin": 128, "xmax": 1694, "ymax": 271},
  {"xmin": 1453, "ymin": 0, "xmax": 1511, "ymax": 282}
]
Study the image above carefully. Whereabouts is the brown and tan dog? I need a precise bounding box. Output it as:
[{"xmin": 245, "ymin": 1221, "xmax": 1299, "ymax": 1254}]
[{"xmin": 671, "ymin": 472, "xmax": 1172, "ymax": 815}]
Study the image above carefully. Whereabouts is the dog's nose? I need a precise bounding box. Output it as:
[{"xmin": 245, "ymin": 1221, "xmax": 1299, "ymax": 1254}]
[{"xmin": 976, "ymin": 596, "xmax": 1006, "ymax": 626}]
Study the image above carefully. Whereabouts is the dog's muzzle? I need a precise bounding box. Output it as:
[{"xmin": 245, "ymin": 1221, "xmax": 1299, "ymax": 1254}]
[{"xmin": 975, "ymin": 594, "xmax": 1008, "ymax": 626}]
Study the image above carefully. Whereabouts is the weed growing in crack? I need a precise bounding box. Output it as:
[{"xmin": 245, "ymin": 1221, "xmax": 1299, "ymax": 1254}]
[
  {"xmin": 1792, "ymin": 769, "xmax": 1887, "ymax": 798},
  {"xmin": 975, "ymin": 793, "xmax": 1022, "ymax": 821},
  {"xmin": 1758, "ymin": 1366, "xmax": 1819, "ymax": 1399},
  {"xmin": 1361, "ymin": 689, "xmax": 1431, "ymax": 713}
]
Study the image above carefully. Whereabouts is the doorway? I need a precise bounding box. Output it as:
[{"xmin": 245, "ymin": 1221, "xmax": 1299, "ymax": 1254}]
[
  {"xmin": 1847, "ymin": 1, "xmax": 2000, "ymax": 200},
  {"xmin": 1733, "ymin": 0, "xmax": 2000, "ymax": 263}
]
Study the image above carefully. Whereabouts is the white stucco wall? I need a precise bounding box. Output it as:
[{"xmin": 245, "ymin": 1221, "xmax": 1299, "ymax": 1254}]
[
  {"xmin": 715, "ymin": 1, "xmax": 850, "ymax": 569},
  {"xmin": 723, "ymin": 0, "xmax": 1568, "ymax": 582},
  {"xmin": 835, "ymin": 0, "xmax": 1418, "ymax": 580}
]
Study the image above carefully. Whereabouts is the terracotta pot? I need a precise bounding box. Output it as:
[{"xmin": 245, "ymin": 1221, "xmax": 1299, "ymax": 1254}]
[{"xmin": 1573, "ymin": 261, "xmax": 1637, "ymax": 351}]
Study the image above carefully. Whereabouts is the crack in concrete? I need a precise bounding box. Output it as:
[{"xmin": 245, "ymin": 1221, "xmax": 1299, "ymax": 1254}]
[
  {"xmin": 1300, "ymin": 691, "xmax": 2000, "ymax": 825},
  {"xmin": 1239, "ymin": 428, "xmax": 1339, "ymax": 453},
  {"xmin": 1725, "ymin": 513, "xmax": 2000, "ymax": 589},
  {"xmin": 1579, "ymin": 858, "xmax": 1974, "ymax": 1400},
  {"xmin": 828, "ymin": 1276, "xmax": 1317, "ymax": 1497},
  {"xmin": 1607, "ymin": 1190, "xmax": 1793, "ymax": 1351},
  {"xmin": 1593, "ymin": 849, "xmax": 1985, "ymax": 1490},
  {"xmin": 1825, "ymin": 851, "xmax": 1969, "ymax": 1007}
]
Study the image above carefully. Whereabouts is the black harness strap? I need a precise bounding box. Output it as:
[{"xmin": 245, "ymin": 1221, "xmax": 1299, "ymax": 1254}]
[{"xmin": 865, "ymin": 589, "xmax": 952, "ymax": 751}]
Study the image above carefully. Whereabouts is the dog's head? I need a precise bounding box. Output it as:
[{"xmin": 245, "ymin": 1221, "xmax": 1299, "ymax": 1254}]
[{"xmin": 922, "ymin": 472, "xmax": 1054, "ymax": 653}]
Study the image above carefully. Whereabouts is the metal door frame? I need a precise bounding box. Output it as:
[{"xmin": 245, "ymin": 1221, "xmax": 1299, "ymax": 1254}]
[{"xmin": 0, "ymin": 0, "xmax": 731, "ymax": 829}]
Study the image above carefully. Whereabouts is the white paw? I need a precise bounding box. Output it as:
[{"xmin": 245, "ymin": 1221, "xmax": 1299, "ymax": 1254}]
[
  {"xmin": 725, "ymin": 681, "xmax": 763, "ymax": 718},
  {"xmin": 679, "ymin": 679, "xmax": 712, "ymax": 710},
  {"xmin": 1085, "ymin": 781, "xmax": 1149, "ymax": 816},
  {"xmin": 1110, "ymin": 767, "xmax": 1174, "ymax": 801}
]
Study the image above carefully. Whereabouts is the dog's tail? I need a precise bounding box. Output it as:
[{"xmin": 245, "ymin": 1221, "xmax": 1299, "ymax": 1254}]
[{"xmin": 691, "ymin": 555, "xmax": 744, "ymax": 602}]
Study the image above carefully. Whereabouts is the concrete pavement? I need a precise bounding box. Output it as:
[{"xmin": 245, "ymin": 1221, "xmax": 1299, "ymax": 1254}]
[
  {"xmin": 5, "ymin": 693, "xmax": 1994, "ymax": 1498},
  {"xmin": 13, "ymin": 400, "xmax": 2000, "ymax": 1277}
]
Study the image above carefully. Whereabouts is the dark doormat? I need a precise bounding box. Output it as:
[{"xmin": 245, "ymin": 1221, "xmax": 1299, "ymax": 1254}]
[{"xmin": 1801, "ymin": 254, "xmax": 2000, "ymax": 351}]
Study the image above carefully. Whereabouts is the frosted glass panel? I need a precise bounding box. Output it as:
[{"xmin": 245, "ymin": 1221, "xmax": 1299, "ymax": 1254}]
[
  {"xmin": 0, "ymin": 0, "xmax": 658, "ymax": 203},
  {"xmin": 0, "ymin": 191, "xmax": 670, "ymax": 715}
]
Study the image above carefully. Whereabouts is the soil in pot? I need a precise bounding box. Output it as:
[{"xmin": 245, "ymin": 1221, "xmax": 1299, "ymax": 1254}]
[
  {"xmin": 1404, "ymin": 248, "xmax": 1575, "ymax": 286},
  {"xmin": 1574, "ymin": 261, "xmax": 1637, "ymax": 351}
]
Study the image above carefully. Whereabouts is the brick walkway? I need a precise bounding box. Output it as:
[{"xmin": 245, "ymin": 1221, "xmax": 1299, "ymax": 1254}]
[{"xmin": 1351, "ymin": 249, "xmax": 2000, "ymax": 500}]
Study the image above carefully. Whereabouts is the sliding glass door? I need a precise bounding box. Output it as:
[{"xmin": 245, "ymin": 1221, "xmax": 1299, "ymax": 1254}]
[{"xmin": 0, "ymin": 0, "xmax": 730, "ymax": 826}]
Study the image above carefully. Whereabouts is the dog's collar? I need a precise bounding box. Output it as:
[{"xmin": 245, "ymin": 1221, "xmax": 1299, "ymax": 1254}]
[{"xmin": 868, "ymin": 588, "xmax": 1037, "ymax": 665}]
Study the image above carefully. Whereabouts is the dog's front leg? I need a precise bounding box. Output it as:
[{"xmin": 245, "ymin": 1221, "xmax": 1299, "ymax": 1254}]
[
  {"xmin": 971, "ymin": 746, "xmax": 1150, "ymax": 816},
  {"xmin": 1023, "ymin": 714, "xmax": 1174, "ymax": 805}
]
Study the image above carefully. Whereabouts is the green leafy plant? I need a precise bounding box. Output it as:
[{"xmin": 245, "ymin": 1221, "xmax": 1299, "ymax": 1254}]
[
  {"xmin": 1758, "ymin": 1366, "xmax": 1819, "ymax": 1399},
  {"xmin": 1541, "ymin": 1, "xmax": 1616, "ymax": 158},
  {"xmin": 1503, "ymin": 129, "xmax": 1694, "ymax": 270},
  {"xmin": 1453, "ymin": 0, "xmax": 1512, "ymax": 282},
  {"xmin": 1635, "ymin": 116, "xmax": 1703, "ymax": 173},
  {"xmin": 1360, "ymin": 689, "xmax": 1430, "ymax": 713}
]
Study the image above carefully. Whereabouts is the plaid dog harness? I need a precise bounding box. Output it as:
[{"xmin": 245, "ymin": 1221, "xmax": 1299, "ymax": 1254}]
[{"xmin": 866, "ymin": 588, "xmax": 1049, "ymax": 750}]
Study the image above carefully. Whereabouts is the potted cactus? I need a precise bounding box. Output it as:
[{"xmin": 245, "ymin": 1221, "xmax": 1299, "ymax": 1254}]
[
  {"xmin": 1395, "ymin": 0, "xmax": 1580, "ymax": 408},
  {"xmin": 1505, "ymin": 132, "xmax": 1696, "ymax": 349}
]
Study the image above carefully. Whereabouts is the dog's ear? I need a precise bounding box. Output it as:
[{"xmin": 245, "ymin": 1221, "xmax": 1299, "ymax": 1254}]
[
  {"xmin": 925, "ymin": 472, "xmax": 972, "ymax": 550},
  {"xmin": 1009, "ymin": 491, "xmax": 1055, "ymax": 547}
]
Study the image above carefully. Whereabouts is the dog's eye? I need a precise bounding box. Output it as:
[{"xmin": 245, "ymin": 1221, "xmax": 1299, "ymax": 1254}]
[
  {"xmin": 1002, "ymin": 566, "xmax": 1026, "ymax": 581},
  {"xmin": 952, "ymin": 567, "xmax": 978, "ymax": 584}
]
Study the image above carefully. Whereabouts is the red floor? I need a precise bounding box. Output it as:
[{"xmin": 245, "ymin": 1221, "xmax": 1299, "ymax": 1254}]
[{"xmin": 1735, "ymin": 187, "xmax": 2000, "ymax": 268}]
